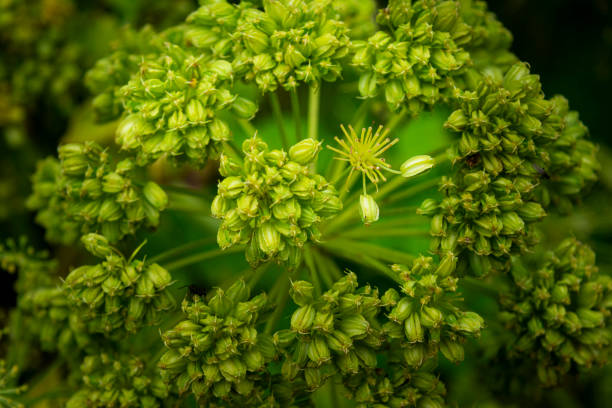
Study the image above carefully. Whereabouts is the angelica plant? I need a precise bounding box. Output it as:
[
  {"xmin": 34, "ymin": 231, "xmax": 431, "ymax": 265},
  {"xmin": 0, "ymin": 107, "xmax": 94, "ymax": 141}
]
[{"xmin": 0, "ymin": 1, "xmax": 608, "ymax": 407}]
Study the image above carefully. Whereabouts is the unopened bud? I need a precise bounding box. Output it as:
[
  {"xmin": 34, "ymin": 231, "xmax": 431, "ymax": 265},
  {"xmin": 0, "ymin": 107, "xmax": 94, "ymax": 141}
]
[
  {"xmin": 401, "ymin": 155, "xmax": 435, "ymax": 178},
  {"xmin": 359, "ymin": 194, "xmax": 379, "ymax": 225}
]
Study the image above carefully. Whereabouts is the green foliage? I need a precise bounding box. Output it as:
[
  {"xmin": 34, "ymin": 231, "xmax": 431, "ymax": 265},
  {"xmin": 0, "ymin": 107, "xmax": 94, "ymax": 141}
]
[{"xmin": 0, "ymin": 1, "xmax": 608, "ymax": 407}]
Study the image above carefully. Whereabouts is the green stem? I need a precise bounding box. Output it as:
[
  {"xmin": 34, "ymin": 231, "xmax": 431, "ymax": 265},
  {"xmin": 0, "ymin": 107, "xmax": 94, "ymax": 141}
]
[
  {"xmin": 320, "ymin": 238, "xmax": 415, "ymax": 266},
  {"xmin": 245, "ymin": 263, "xmax": 271, "ymax": 290},
  {"xmin": 269, "ymin": 92, "xmax": 289, "ymax": 149},
  {"xmin": 238, "ymin": 119, "xmax": 257, "ymax": 138},
  {"xmin": 338, "ymin": 228, "xmax": 429, "ymax": 239},
  {"xmin": 327, "ymin": 176, "xmax": 440, "ymax": 234},
  {"xmin": 162, "ymin": 184, "xmax": 212, "ymax": 199},
  {"xmin": 307, "ymin": 84, "xmax": 320, "ymax": 141},
  {"xmin": 319, "ymin": 241, "xmax": 402, "ymax": 284},
  {"xmin": 264, "ymin": 272, "xmax": 291, "ymax": 335},
  {"xmin": 290, "ymin": 89, "xmax": 303, "ymax": 141},
  {"xmin": 303, "ymin": 246, "xmax": 322, "ymax": 296},
  {"xmin": 351, "ymin": 99, "xmax": 371, "ymax": 130},
  {"xmin": 386, "ymin": 109, "xmax": 407, "ymax": 134},
  {"xmin": 149, "ymin": 237, "xmax": 216, "ymax": 264},
  {"xmin": 311, "ymin": 248, "xmax": 335, "ymax": 289},
  {"xmin": 162, "ymin": 246, "xmax": 244, "ymax": 271},
  {"xmin": 383, "ymin": 177, "xmax": 441, "ymax": 206},
  {"xmin": 223, "ymin": 141, "xmax": 243, "ymax": 162}
]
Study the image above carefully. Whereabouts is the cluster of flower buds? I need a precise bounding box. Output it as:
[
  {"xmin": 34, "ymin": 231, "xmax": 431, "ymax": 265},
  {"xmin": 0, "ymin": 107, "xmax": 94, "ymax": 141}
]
[
  {"xmin": 499, "ymin": 238, "xmax": 612, "ymax": 386},
  {"xmin": 85, "ymin": 26, "xmax": 164, "ymax": 123},
  {"xmin": 353, "ymin": 0, "xmax": 471, "ymax": 113},
  {"xmin": 342, "ymin": 365, "xmax": 447, "ymax": 408},
  {"xmin": 424, "ymin": 63, "xmax": 596, "ymax": 276},
  {"xmin": 275, "ymin": 273, "xmax": 385, "ymax": 391},
  {"xmin": 26, "ymin": 157, "xmax": 79, "ymax": 245},
  {"xmin": 535, "ymin": 96, "xmax": 599, "ymax": 213},
  {"xmin": 332, "ymin": 0, "xmax": 377, "ymax": 40},
  {"xmin": 0, "ymin": 236, "xmax": 57, "ymax": 293},
  {"xmin": 235, "ymin": 0, "xmax": 351, "ymax": 92},
  {"xmin": 159, "ymin": 280, "xmax": 274, "ymax": 405},
  {"xmin": 116, "ymin": 39, "xmax": 257, "ymax": 167},
  {"xmin": 0, "ymin": 359, "xmax": 27, "ymax": 408},
  {"xmin": 0, "ymin": 0, "xmax": 82, "ymax": 116},
  {"xmin": 212, "ymin": 136, "xmax": 342, "ymax": 267},
  {"xmin": 0, "ymin": 239, "xmax": 100, "ymax": 360},
  {"xmin": 186, "ymin": 0, "xmax": 351, "ymax": 92},
  {"xmin": 63, "ymin": 234, "xmax": 175, "ymax": 336},
  {"xmin": 28, "ymin": 142, "xmax": 168, "ymax": 243},
  {"xmin": 67, "ymin": 351, "xmax": 172, "ymax": 408},
  {"xmin": 19, "ymin": 286, "xmax": 95, "ymax": 356},
  {"xmin": 457, "ymin": 0, "xmax": 516, "ymax": 81},
  {"xmin": 382, "ymin": 254, "xmax": 484, "ymax": 367}
]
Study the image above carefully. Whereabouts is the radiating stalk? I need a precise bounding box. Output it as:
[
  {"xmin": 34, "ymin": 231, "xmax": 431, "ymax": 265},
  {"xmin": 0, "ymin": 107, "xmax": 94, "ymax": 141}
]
[
  {"xmin": 269, "ymin": 92, "xmax": 289, "ymax": 149},
  {"xmin": 290, "ymin": 89, "xmax": 303, "ymax": 141},
  {"xmin": 307, "ymin": 84, "xmax": 320, "ymax": 141}
]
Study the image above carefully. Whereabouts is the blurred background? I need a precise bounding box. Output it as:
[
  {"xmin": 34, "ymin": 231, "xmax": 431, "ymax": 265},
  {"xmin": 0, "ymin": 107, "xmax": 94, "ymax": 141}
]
[{"xmin": 1, "ymin": 0, "xmax": 611, "ymax": 406}]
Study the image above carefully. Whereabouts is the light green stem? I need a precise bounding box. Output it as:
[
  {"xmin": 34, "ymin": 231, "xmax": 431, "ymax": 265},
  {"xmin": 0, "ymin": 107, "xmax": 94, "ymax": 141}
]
[
  {"xmin": 238, "ymin": 118, "xmax": 257, "ymax": 137},
  {"xmin": 149, "ymin": 237, "xmax": 216, "ymax": 264},
  {"xmin": 162, "ymin": 246, "xmax": 244, "ymax": 271},
  {"xmin": 264, "ymin": 272, "xmax": 291, "ymax": 335},
  {"xmin": 290, "ymin": 89, "xmax": 303, "ymax": 141},
  {"xmin": 269, "ymin": 92, "xmax": 289, "ymax": 149},
  {"xmin": 319, "ymin": 240, "xmax": 403, "ymax": 284},
  {"xmin": 311, "ymin": 249, "xmax": 333, "ymax": 289},
  {"xmin": 321, "ymin": 238, "xmax": 415, "ymax": 265},
  {"xmin": 303, "ymin": 246, "xmax": 322, "ymax": 296},
  {"xmin": 307, "ymin": 84, "xmax": 320, "ymax": 141},
  {"xmin": 338, "ymin": 228, "xmax": 429, "ymax": 239}
]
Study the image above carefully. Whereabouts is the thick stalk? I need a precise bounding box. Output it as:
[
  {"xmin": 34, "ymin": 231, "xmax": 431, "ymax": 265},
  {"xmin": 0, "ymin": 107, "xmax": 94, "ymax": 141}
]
[
  {"xmin": 307, "ymin": 84, "xmax": 320, "ymax": 141},
  {"xmin": 269, "ymin": 92, "xmax": 289, "ymax": 149},
  {"xmin": 290, "ymin": 89, "xmax": 303, "ymax": 141}
]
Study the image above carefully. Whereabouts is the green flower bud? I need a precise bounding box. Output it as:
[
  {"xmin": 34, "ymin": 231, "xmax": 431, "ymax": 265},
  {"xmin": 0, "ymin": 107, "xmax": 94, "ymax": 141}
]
[
  {"xmin": 404, "ymin": 344, "xmax": 426, "ymax": 368},
  {"xmin": 81, "ymin": 233, "xmax": 112, "ymax": 258},
  {"xmin": 388, "ymin": 297, "xmax": 413, "ymax": 323},
  {"xmin": 290, "ymin": 280, "xmax": 314, "ymax": 306},
  {"xmin": 257, "ymin": 223, "xmax": 281, "ymax": 255},
  {"xmin": 358, "ymin": 72, "xmax": 377, "ymax": 98},
  {"xmin": 359, "ymin": 194, "xmax": 379, "ymax": 225},
  {"xmin": 289, "ymin": 138, "xmax": 322, "ymax": 165},
  {"xmin": 232, "ymin": 97, "xmax": 258, "ymax": 119},
  {"xmin": 440, "ymin": 339, "xmax": 464, "ymax": 363},
  {"xmin": 401, "ymin": 155, "xmax": 435, "ymax": 178},
  {"xmin": 404, "ymin": 313, "xmax": 424, "ymax": 343},
  {"xmin": 420, "ymin": 306, "xmax": 444, "ymax": 328},
  {"xmin": 291, "ymin": 305, "xmax": 316, "ymax": 333},
  {"xmin": 145, "ymin": 264, "xmax": 172, "ymax": 290},
  {"xmin": 307, "ymin": 335, "xmax": 331, "ymax": 365},
  {"xmin": 339, "ymin": 314, "xmax": 370, "ymax": 338},
  {"xmin": 143, "ymin": 182, "xmax": 168, "ymax": 211}
]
